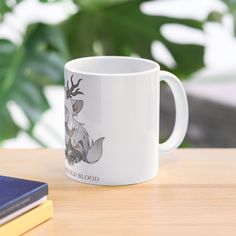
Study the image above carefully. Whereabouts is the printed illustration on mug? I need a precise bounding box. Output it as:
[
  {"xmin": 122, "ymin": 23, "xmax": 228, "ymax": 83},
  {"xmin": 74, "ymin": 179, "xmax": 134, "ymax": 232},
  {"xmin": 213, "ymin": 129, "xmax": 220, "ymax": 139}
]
[{"xmin": 65, "ymin": 75, "xmax": 105, "ymax": 165}]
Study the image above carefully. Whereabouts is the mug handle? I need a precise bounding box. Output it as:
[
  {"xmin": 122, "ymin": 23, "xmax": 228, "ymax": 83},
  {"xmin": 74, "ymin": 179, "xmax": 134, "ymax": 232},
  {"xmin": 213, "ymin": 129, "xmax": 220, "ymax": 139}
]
[{"xmin": 159, "ymin": 71, "xmax": 189, "ymax": 154}]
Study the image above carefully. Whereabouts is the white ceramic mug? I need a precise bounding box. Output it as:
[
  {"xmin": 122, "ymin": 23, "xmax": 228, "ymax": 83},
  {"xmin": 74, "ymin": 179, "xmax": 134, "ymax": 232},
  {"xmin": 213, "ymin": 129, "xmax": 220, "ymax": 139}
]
[{"xmin": 64, "ymin": 56, "xmax": 188, "ymax": 185}]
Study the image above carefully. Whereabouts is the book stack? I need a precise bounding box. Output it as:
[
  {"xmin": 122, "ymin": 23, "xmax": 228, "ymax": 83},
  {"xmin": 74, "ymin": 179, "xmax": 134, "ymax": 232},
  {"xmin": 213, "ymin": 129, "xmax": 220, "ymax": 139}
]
[{"xmin": 0, "ymin": 176, "xmax": 53, "ymax": 236}]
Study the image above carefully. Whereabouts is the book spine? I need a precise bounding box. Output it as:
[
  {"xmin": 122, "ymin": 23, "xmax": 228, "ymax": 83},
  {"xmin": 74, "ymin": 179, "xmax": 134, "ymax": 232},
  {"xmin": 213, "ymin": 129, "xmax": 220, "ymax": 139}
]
[{"xmin": 0, "ymin": 184, "xmax": 48, "ymax": 219}]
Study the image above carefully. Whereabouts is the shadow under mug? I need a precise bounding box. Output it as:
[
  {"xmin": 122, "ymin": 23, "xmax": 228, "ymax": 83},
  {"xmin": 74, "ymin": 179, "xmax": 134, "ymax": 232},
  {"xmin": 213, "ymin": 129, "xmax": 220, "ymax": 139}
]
[{"xmin": 64, "ymin": 56, "xmax": 188, "ymax": 185}]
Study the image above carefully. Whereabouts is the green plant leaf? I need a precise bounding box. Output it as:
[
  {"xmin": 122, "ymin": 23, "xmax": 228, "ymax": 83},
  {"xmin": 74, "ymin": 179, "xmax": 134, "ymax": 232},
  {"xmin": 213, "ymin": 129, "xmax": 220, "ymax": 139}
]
[
  {"xmin": 221, "ymin": 0, "xmax": 236, "ymax": 35},
  {"xmin": 62, "ymin": 0, "xmax": 204, "ymax": 78},
  {"xmin": 0, "ymin": 24, "xmax": 68, "ymax": 142},
  {"xmin": 75, "ymin": 0, "xmax": 134, "ymax": 10},
  {"xmin": 0, "ymin": 0, "xmax": 22, "ymax": 18},
  {"xmin": 0, "ymin": 1, "xmax": 11, "ymax": 16},
  {"xmin": 0, "ymin": 107, "xmax": 20, "ymax": 142}
]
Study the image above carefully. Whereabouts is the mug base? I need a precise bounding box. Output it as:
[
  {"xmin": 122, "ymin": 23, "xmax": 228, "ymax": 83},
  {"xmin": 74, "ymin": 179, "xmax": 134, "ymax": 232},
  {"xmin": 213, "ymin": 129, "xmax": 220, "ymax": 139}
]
[{"xmin": 65, "ymin": 170, "xmax": 159, "ymax": 186}]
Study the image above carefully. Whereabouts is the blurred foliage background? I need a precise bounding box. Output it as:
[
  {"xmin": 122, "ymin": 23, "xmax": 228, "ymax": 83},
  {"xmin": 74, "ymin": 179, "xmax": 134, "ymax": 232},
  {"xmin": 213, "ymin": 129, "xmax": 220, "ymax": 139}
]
[{"xmin": 0, "ymin": 0, "xmax": 235, "ymax": 147}]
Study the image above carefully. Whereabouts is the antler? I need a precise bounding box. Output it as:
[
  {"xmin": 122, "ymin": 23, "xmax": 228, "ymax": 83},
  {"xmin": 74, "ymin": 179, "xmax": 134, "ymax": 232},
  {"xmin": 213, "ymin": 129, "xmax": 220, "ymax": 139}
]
[{"xmin": 66, "ymin": 75, "xmax": 84, "ymax": 98}]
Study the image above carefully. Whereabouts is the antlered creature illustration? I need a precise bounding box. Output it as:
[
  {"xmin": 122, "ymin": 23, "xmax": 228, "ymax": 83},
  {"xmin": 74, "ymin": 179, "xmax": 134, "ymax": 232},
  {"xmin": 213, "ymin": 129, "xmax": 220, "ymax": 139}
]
[{"xmin": 65, "ymin": 75, "xmax": 105, "ymax": 165}]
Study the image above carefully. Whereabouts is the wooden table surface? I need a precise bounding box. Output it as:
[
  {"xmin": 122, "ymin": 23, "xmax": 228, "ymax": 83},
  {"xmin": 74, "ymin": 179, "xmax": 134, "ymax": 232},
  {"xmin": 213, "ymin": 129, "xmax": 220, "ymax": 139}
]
[{"xmin": 1, "ymin": 149, "xmax": 236, "ymax": 236}]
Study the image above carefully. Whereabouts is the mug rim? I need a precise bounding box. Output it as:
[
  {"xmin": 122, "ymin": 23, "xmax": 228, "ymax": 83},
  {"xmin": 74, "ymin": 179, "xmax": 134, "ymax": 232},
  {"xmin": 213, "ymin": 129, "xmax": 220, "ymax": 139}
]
[{"xmin": 64, "ymin": 56, "xmax": 160, "ymax": 77}]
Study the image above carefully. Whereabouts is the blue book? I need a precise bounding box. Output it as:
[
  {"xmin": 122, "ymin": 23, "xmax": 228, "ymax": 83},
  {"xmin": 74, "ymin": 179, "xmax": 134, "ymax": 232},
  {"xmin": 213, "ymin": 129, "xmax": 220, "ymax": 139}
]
[{"xmin": 0, "ymin": 176, "xmax": 48, "ymax": 221}]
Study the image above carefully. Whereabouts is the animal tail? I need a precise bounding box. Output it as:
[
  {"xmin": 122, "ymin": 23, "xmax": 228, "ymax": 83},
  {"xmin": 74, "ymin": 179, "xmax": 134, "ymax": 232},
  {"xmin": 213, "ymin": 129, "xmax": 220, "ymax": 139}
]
[{"xmin": 83, "ymin": 137, "xmax": 105, "ymax": 164}]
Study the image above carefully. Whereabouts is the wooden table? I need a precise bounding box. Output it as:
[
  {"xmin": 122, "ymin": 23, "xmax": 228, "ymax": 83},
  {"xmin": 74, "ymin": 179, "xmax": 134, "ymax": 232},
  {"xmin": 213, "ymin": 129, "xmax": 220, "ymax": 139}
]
[{"xmin": 1, "ymin": 149, "xmax": 236, "ymax": 236}]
